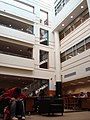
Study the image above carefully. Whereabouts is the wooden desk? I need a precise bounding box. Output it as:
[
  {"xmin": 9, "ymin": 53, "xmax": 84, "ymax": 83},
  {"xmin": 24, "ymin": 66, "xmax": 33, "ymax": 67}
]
[
  {"xmin": 26, "ymin": 96, "xmax": 37, "ymax": 112},
  {"xmin": 80, "ymin": 98, "xmax": 90, "ymax": 109}
]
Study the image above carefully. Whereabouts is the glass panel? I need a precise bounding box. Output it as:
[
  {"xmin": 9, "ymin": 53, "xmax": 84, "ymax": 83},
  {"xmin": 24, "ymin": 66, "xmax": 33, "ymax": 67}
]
[
  {"xmin": 66, "ymin": 52, "xmax": 73, "ymax": 60},
  {"xmin": 83, "ymin": 13, "xmax": 89, "ymax": 22},
  {"xmin": 65, "ymin": 27, "xmax": 71, "ymax": 35},
  {"xmin": 74, "ymin": 18, "xmax": 81, "ymax": 28},
  {"xmin": 86, "ymin": 42, "xmax": 90, "ymax": 50},
  {"xmin": 0, "ymin": 15, "xmax": 34, "ymax": 34},
  {"xmin": 40, "ymin": 10, "xmax": 48, "ymax": 25},
  {"xmin": 85, "ymin": 37, "xmax": 90, "ymax": 43},
  {"xmin": 40, "ymin": 28, "xmax": 49, "ymax": 45},
  {"xmin": 77, "ymin": 46, "xmax": 85, "ymax": 54},
  {"xmin": 0, "ymin": 40, "xmax": 33, "ymax": 59},
  {"xmin": 39, "ymin": 50, "xmax": 49, "ymax": 69},
  {"xmin": 59, "ymin": 31, "xmax": 64, "ymax": 40},
  {"xmin": 77, "ymin": 41, "xmax": 84, "ymax": 48},
  {"xmin": 61, "ymin": 56, "xmax": 66, "ymax": 62},
  {"xmin": 66, "ymin": 48, "xmax": 72, "ymax": 55}
]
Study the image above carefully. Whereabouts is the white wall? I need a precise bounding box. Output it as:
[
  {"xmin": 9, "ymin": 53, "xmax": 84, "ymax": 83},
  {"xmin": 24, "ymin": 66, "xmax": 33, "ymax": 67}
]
[{"xmin": 0, "ymin": 26, "xmax": 35, "ymax": 45}]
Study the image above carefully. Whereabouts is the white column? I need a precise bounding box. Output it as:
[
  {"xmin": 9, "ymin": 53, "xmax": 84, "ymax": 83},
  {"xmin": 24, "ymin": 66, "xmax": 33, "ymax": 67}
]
[
  {"xmin": 87, "ymin": 0, "xmax": 90, "ymax": 15},
  {"xmin": 54, "ymin": 31, "xmax": 61, "ymax": 82}
]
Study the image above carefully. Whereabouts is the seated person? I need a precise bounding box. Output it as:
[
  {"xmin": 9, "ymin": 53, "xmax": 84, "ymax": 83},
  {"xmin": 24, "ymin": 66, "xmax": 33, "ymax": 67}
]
[{"xmin": 2, "ymin": 87, "xmax": 26, "ymax": 120}]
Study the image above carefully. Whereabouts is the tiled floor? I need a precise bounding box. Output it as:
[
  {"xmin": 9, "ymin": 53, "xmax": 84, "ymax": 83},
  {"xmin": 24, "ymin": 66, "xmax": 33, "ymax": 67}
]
[{"xmin": 0, "ymin": 111, "xmax": 89, "ymax": 120}]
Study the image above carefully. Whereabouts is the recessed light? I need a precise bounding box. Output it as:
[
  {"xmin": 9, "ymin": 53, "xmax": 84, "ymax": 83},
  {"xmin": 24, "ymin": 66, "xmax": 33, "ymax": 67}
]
[
  {"xmin": 9, "ymin": 24, "xmax": 12, "ymax": 27},
  {"xmin": 78, "ymin": 81, "xmax": 85, "ymax": 84},
  {"xmin": 62, "ymin": 24, "xmax": 64, "ymax": 26},
  {"xmin": 70, "ymin": 16, "xmax": 73, "ymax": 18},
  {"xmin": 6, "ymin": 46, "xmax": 10, "ymax": 49},
  {"xmin": 81, "ymin": 6, "xmax": 84, "ymax": 9}
]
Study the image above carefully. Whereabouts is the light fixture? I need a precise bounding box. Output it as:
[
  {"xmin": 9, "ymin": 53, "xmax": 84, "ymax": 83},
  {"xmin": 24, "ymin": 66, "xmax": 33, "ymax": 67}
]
[
  {"xmin": 81, "ymin": 6, "xmax": 84, "ymax": 9},
  {"xmin": 78, "ymin": 81, "xmax": 85, "ymax": 84},
  {"xmin": 9, "ymin": 24, "xmax": 12, "ymax": 27},
  {"xmin": 62, "ymin": 24, "xmax": 64, "ymax": 26},
  {"xmin": 70, "ymin": 16, "xmax": 73, "ymax": 19},
  {"xmin": 6, "ymin": 46, "xmax": 10, "ymax": 49},
  {"xmin": 20, "ymin": 49, "xmax": 22, "ymax": 52}
]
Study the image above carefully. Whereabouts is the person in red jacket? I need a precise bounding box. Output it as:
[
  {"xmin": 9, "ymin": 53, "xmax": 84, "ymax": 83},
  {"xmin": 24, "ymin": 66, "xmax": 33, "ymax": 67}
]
[{"xmin": 2, "ymin": 87, "xmax": 26, "ymax": 120}]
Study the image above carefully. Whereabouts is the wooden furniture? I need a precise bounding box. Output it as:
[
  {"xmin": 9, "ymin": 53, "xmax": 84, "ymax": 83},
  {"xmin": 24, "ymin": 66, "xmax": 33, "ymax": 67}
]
[
  {"xmin": 64, "ymin": 97, "xmax": 90, "ymax": 110},
  {"xmin": 25, "ymin": 96, "xmax": 37, "ymax": 112},
  {"xmin": 36, "ymin": 96, "xmax": 64, "ymax": 115}
]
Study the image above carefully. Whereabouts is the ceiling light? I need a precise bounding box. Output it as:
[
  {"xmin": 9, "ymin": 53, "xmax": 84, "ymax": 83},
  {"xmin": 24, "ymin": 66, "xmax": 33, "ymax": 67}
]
[
  {"xmin": 78, "ymin": 81, "xmax": 85, "ymax": 84},
  {"xmin": 62, "ymin": 24, "xmax": 64, "ymax": 26},
  {"xmin": 70, "ymin": 83, "xmax": 76, "ymax": 85},
  {"xmin": 81, "ymin": 6, "xmax": 84, "ymax": 9},
  {"xmin": 9, "ymin": 24, "xmax": 12, "ymax": 27},
  {"xmin": 70, "ymin": 16, "xmax": 73, "ymax": 18},
  {"xmin": 20, "ymin": 49, "xmax": 22, "ymax": 52},
  {"xmin": 6, "ymin": 46, "xmax": 10, "ymax": 49}
]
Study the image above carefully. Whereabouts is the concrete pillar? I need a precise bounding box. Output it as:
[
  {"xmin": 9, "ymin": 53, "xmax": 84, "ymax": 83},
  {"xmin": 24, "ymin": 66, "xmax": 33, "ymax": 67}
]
[
  {"xmin": 54, "ymin": 31, "xmax": 61, "ymax": 82},
  {"xmin": 87, "ymin": 0, "xmax": 90, "ymax": 16}
]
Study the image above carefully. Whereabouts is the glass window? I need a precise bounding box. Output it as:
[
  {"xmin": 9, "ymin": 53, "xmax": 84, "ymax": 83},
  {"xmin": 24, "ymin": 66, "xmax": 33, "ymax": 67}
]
[
  {"xmin": 82, "ymin": 9, "xmax": 89, "ymax": 22},
  {"xmin": 40, "ymin": 28, "xmax": 49, "ymax": 45},
  {"xmin": 0, "ymin": 15, "xmax": 34, "ymax": 34},
  {"xmin": 40, "ymin": 10, "xmax": 48, "ymax": 25},
  {"xmin": 74, "ymin": 18, "xmax": 82, "ymax": 28},
  {"xmin": 61, "ymin": 52, "xmax": 66, "ymax": 62},
  {"xmin": 66, "ymin": 48, "xmax": 72, "ymax": 55},
  {"xmin": 39, "ymin": 50, "xmax": 49, "ymax": 69},
  {"xmin": 85, "ymin": 37, "xmax": 90, "ymax": 50},
  {"xmin": 66, "ymin": 52, "xmax": 73, "ymax": 60},
  {"xmin": 77, "ymin": 41, "xmax": 85, "ymax": 54},
  {"xmin": 0, "ymin": 40, "xmax": 33, "ymax": 59},
  {"xmin": 59, "ymin": 31, "xmax": 64, "ymax": 40},
  {"xmin": 65, "ymin": 27, "xmax": 71, "ymax": 36}
]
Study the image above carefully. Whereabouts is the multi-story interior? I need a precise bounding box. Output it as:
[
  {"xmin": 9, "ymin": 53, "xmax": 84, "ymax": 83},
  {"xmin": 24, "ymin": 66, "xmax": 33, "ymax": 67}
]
[
  {"xmin": 52, "ymin": 0, "xmax": 90, "ymax": 95},
  {"xmin": 0, "ymin": 0, "xmax": 55, "ymax": 95},
  {"xmin": 0, "ymin": 0, "xmax": 90, "ymax": 96}
]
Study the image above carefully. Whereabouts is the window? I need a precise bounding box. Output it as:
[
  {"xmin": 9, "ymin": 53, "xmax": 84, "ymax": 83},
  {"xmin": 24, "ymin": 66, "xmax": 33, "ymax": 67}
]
[
  {"xmin": 74, "ymin": 18, "xmax": 82, "ymax": 28},
  {"xmin": 59, "ymin": 9, "xmax": 89, "ymax": 40},
  {"xmin": 40, "ymin": 28, "xmax": 49, "ymax": 46},
  {"xmin": 0, "ymin": 15, "xmax": 34, "ymax": 34},
  {"xmin": 66, "ymin": 48, "xmax": 73, "ymax": 60},
  {"xmin": 61, "ymin": 52, "xmax": 66, "ymax": 62},
  {"xmin": 85, "ymin": 37, "xmax": 90, "ymax": 50},
  {"xmin": 59, "ymin": 31, "xmax": 64, "ymax": 40},
  {"xmin": 0, "ymin": 40, "xmax": 33, "ymax": 59},
  {"xmin": 60, "ymin": 36, "xmax": 90, "ymax": 63},
  {"xmin": 39, "ymin": 50, "xmax": 49, "ymax": 69},
  {"xmin": 82, "ymin": 9, "xmax": 89, "ymax": 22},
  {"xmin": 65, "ymin": 27, "xmax": 71, "ymax": 36},
  {"xmin": 40, "ymin": 10, "xmax": 48, "ymax": 25},
  {"xmin": 77, "ymin": 41, "xmax": 85, "ymax": 54}
]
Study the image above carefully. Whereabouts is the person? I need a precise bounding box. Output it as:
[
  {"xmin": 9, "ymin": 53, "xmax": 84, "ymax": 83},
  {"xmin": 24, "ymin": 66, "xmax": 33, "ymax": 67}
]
[{"xmin": 2, "ymin": 87, "xmax": 26, "ymax": 120}]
